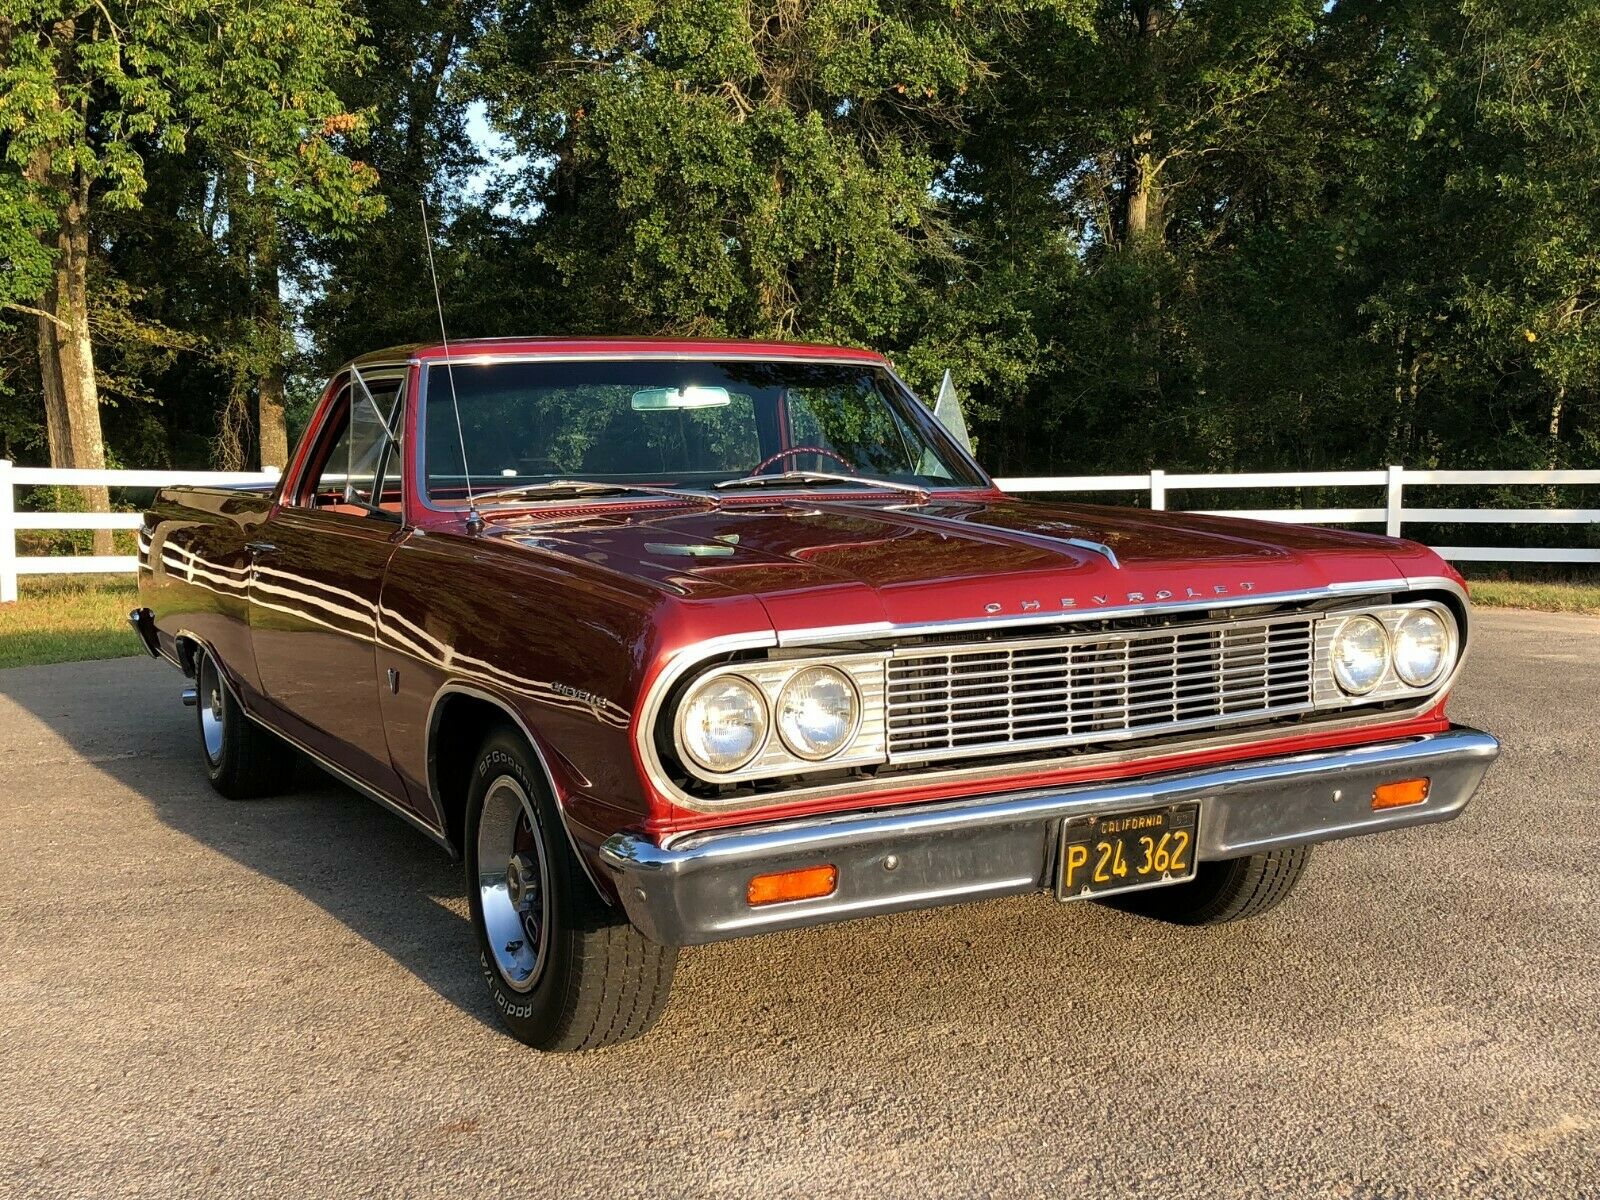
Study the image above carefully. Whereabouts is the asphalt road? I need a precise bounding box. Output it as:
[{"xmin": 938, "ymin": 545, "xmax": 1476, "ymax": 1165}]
[{"xmin": 1, "ymin": 609, "xmax": 1596, "ymax": 1199}]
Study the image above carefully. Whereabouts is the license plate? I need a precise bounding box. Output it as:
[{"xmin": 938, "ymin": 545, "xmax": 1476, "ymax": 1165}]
[{"xmin": 1056, "ymin": 803, "xmax": 1200, "ymax": 901}]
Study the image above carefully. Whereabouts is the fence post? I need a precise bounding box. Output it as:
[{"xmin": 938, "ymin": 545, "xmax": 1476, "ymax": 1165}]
[
  {"xmin": 1386, "ymin": 465, "xmax": 1404, "ymax": 537},
  {"xmin": 0, "ymin": 460, "xmax": 15, "ymax": 603},
  {"xmin": 1149, "ymin": 469, "xmax": 1166, "ymax": 511}
]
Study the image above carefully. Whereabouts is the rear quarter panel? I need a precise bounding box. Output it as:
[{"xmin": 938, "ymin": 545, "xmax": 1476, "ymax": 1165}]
[{"xmin": 140, "ymin": 486, "xmax": 275, "ymax": 694}]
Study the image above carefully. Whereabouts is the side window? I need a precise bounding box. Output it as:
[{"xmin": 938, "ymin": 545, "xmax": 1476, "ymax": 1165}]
[{"xmin": 302, "ymin": 375, "xmax": 405, "ymax": 515}]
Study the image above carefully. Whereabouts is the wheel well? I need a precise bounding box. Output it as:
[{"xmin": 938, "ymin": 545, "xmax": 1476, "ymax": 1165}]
[{"xmin": 430, "ymin": 693, "xmax": 517, "ymax": 856}]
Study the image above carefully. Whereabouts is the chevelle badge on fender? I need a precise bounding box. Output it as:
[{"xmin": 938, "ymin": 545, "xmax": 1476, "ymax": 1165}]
[{"xmin": 129, "ymin": 336, "xmax": 1500, "ymax": 1052}]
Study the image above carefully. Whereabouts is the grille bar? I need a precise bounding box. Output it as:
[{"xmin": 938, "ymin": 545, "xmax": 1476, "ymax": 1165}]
[{"xmin": 885, "ymin": 615, "xmax": 1317, "ymax": 763}]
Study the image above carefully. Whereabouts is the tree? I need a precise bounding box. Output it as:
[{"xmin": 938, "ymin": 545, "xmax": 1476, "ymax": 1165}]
[
  {"xmin": 0, "ymin": 0, "xmax": 380, "ymax": 504},
  {"xmin": 470, "ymin": 0, "xmax": 1090, "ymax": 359}
]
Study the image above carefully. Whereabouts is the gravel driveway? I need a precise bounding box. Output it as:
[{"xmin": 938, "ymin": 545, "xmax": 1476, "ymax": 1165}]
[{"xmin": 1, "ymin": 609, "xmax": 1595, "ymax": 1199}]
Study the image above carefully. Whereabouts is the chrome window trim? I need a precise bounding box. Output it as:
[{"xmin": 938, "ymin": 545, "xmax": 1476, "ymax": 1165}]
[{"xmin": 635, "ymin": 577, "xmax": 1472, "ymax": 813}]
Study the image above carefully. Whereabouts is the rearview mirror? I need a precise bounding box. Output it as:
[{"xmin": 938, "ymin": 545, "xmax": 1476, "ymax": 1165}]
[{"xmin": 631, "ymin": 386, "xmax": 731, "ymax": 411}]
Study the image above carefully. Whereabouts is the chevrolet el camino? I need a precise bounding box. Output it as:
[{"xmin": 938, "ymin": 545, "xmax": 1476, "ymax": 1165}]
[{"xmin": 130, "ymin": 337, "xmax": 1500, "ymax": 1051}]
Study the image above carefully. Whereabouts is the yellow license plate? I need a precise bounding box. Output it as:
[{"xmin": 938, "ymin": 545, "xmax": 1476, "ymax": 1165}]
[{"xmin": 1055, "ymin": 803, "xmax": 1199, "ymax": 901}]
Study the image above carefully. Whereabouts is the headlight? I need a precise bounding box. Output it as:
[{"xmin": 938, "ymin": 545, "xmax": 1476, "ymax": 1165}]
[
  {"xmin": 1393, "ymin": 611, "xmax": 1449, "ymax": 686},
  {"xmin": 776, "ymin": 666, "xmax": 860, "ymax": 760},
  {"xmin": 678, "ymin": 676, "xmax": 767, "ymax": 772},
  {"xmin": 1331, "ymin": 615, "xmax": 1390, "ymax": 695}
]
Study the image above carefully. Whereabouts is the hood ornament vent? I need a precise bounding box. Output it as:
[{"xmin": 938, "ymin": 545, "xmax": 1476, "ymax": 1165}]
[{"xmin": 1057, "ymin": 537, "xmax": 1121, "ymax": 570}]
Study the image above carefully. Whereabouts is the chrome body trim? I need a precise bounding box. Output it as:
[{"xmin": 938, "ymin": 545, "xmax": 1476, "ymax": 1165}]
[
  {"xmin": 634, "ymin": 578, "xmax": 1473, "ymax": 812},
  {"xmin": 279, "ymin": 724, "xmax": 456, "ymax": 855},
  {"xmin": 601, "ymin": 726, "xmax": 1500, "ymax": 946}
]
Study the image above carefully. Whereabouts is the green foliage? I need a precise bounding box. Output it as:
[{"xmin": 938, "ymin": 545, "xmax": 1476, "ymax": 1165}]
[
  {"xmin": 0, "ymin": 0, "xmax": 1595, "ymax": 495},
  {"xmin": 471, "ymin": 0, "xmax": 1089, "ymax": 351}
]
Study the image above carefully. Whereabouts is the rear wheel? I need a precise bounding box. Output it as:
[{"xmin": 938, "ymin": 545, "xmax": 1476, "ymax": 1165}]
[
  {"xmin": 194, "ymin": 647, "xmax": 295, "ymax": 799},
  {"xmin": 1104, "ymin": 845, "xmax": 1312, "ymax": 926},
  {"xmin": 465, "ymin": 726, "xmax": 677, "ymax": 1051}
]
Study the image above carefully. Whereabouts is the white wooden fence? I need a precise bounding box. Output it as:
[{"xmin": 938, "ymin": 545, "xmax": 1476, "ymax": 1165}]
[
  {"xmin": 0, "ymin": 462, "xmax": 280, "ymax": 602},
  {"xmin": 0, "ymin": 460, "xmax": 1595, "ymax": 602}
]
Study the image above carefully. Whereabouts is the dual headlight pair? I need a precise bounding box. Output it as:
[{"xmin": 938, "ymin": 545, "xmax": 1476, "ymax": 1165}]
[
  {"xmin": 678, "ymin": 666, "xmax": 861, "ymax": 774},
  {"xmin": 1329, "ymin": 609, "xmax": 1452, "ymax": 696}
]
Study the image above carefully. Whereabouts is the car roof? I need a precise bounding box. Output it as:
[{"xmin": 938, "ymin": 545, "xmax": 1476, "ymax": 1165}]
[{"xmin": 347, "ymin": 336, "xmax": 889, "ymax": 370}]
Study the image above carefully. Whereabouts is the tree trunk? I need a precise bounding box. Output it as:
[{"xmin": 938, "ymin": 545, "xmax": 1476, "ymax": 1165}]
[
  {"xmin": 1546, "ymin": 386, "xmax": 1565, "ymax": 469},
  {"xmin": 254, "ymin": 212, "xmax": 289, "ymax": 469},
  {"xmin": 1121, "ymin": 3, "xmax": 1165, "ymax": 250},
  {"xmin": 35, "ymin": 164, "xmax": 113, "ymax": 555},
  {"xmin": 1125, "ymin": 132, "xmax": 1163, "ymax": 248}
]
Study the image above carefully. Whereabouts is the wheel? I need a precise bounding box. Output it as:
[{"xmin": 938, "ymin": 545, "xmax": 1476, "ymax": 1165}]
[
  {"xmin": 1103, "ymin": 845, "xmax": 1312, "ymax": 926},
  {"xmin": 194, "ymin": 647, "xmax": 295, "ymax": 799},
  {"xmin": 465, "ymin": 725, "xmax": 678, "ymax": 1051}
]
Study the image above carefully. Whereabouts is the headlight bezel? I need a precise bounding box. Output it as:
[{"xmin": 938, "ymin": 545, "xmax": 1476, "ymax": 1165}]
[
  {"xmin": 1314, "ymin": 599, "xmax": 1460, "ymax": 707},
  {"xmin": 668, "ymin": 654, "xmax": 889, "ymax": 786}
]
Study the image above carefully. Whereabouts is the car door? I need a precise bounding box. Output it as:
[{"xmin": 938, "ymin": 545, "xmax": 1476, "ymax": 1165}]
[{"xmin": 247, "ymin": 369, "xmax": 411, "ymax": 800}]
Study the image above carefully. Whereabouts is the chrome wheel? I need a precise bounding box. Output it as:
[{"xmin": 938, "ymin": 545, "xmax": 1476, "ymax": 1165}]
[
  {"xmin": 198, "ymin": 651, "xmax": 225, "ymax": 767},
  {"xmin": 476, "ymin": 775, "xmax": 550, "ymax": 993}
]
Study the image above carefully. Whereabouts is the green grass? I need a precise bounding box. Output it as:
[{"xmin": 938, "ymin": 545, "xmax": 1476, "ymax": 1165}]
[
  {"xmin": 0, "ymin": 575, "xmax": 142, "ymax": 670},
  {"xmin": 1467, "ymin": 579, "xmax": 1600, "ymax": 616}
]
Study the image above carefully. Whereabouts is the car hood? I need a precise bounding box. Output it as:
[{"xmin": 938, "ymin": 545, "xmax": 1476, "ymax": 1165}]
[{"xmin": 490, "ymin": 497, "xmax": 1428, "ymax": 631}]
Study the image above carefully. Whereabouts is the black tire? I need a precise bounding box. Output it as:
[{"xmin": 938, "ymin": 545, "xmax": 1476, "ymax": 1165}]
[
  {"xmin": 1104, "ymin": 845, "xmax": 1312, "ymax": 926},
  {"xmin": 465, "ymin": 725, "xmax": 677, "ymax": 1051},
  {"xmin": 194, "ymin": 647, "xmax": 295, "ymax": 800}
]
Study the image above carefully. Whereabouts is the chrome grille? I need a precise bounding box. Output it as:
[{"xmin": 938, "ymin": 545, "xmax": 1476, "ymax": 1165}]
[{"xmin": 885, "ymin": 615, "xmax": 1317, "ymax": 763}]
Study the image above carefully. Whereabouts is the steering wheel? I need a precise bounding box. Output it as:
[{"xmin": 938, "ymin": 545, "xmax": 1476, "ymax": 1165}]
[{"xmin": 749, "ymin": 445, "xmax": 852, "ymax": 476}]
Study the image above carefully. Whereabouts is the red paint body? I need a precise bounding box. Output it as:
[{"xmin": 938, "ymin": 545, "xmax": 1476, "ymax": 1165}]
[{"xmin": 138, "ymin": 338, "xmax": 1466, "ymax": 884}]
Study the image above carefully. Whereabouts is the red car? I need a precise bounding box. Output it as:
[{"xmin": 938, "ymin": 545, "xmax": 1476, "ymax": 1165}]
[{"xmin": 131, "ymin": 337, "xmax": 1499, "ymax": 1051}]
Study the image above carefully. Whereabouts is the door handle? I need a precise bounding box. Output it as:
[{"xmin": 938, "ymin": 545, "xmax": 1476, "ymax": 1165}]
[{"xmin": 245, "ymin": 541, "xmax": 278, "ymax": 555}]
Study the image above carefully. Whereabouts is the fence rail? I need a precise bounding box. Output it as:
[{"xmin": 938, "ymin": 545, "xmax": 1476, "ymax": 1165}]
[
  {"xmin": 0, "ymin": 461, "xmax": 1594, "ymax": 602},
  {"xmin": 0, "ymin": 461, "xmax": 280, "ymax": 602}
]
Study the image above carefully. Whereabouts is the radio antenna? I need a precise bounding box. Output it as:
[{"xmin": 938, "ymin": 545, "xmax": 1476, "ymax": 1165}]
[{"xmin": 420, "ymin": 197, "xmax": 481, "ymax": 534}]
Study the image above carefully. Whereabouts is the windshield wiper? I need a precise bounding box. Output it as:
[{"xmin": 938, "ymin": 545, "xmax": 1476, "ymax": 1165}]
[
  {"xmin": 713, "ymin": 471, "xmax": 929, "ymax": 501},
  {"xmin": 470, "ymin": 479, "xmax": 716, "ymax": 505}
]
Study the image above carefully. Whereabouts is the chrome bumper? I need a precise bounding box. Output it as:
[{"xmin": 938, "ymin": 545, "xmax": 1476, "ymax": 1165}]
[{"xmin": 600, "ymin": 727, "xmax": 1499, "ymax": 946}]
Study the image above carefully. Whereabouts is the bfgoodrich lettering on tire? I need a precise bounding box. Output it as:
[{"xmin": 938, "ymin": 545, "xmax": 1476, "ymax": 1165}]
[{"xmin": 465, "ymin": 724, "xmax": 678, "ymax": 1051}]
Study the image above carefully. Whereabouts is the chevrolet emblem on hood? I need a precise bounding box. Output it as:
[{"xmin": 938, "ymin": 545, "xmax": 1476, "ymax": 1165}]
[{"xmin": 984, "ymin": 581, "xmax": 1256, "ymax": 616}]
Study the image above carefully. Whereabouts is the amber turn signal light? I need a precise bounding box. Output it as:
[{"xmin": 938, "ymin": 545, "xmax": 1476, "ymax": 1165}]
[
  {"xmin": 1372, "ymin": 777, "xmax": 1430, "ymax": 810},
  {"xmin": 747, "ymin": 865, "xmax": 838, "ymax": 906}
]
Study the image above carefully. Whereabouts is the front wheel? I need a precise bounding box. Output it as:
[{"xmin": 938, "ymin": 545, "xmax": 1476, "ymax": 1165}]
[
  {"xmin": 465, "ymin": 726, "xmax": 677, "ymax": 1051},
  {"xmin": 1103, "ymin": 845, "xmax": 1312, "ymax": 926}
]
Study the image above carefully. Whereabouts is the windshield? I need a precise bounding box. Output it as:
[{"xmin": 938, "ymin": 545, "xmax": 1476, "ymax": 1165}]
[{"xmin": 421, "ymin": 358, "xmax": 983, "ymax": 506}]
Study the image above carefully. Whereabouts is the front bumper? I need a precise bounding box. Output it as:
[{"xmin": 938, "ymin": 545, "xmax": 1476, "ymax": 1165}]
[{"xmin": 599, "ymin": 727, "xmax": 1499, "ymax": 946}]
